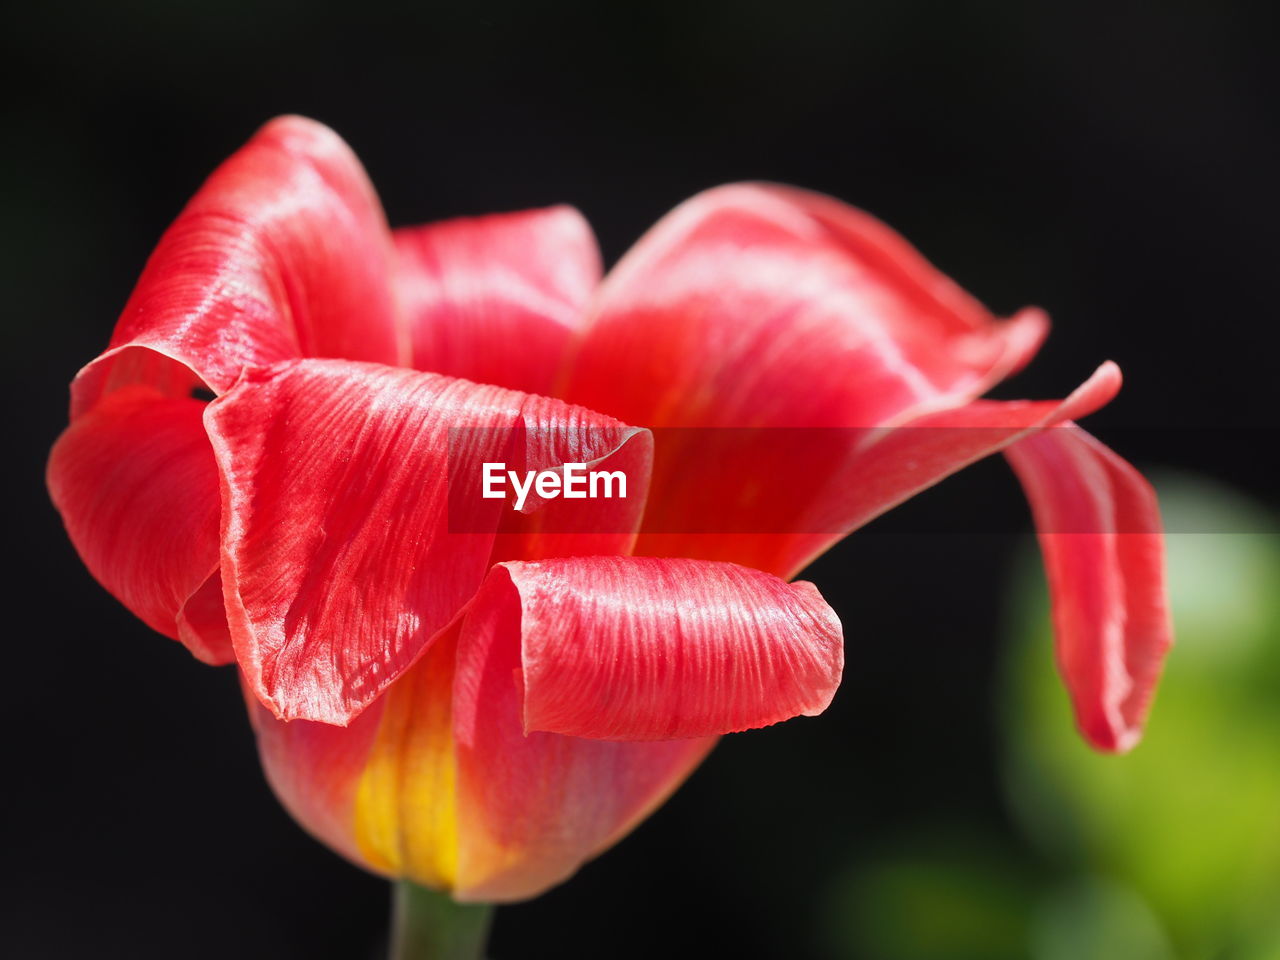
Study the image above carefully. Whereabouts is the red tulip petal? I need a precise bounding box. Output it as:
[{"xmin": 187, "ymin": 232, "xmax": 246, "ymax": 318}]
[
  {"xmin": 453, "ymin": 557, "xmax": 842, "ymax": 742},
  {"xmin": 565, "ymin": 182, "xmax": 1047, "ymax": 430},
  {"xmin": 242, "ymin": 627, "xmax": 470, "ymax": 890},
  {"xmin": 1004, "ymin": 426, "xmax": 1172, "ymax": 753},
  {"xmin": 765, "ymin": 183, "xmax": 1049, "ymax": 389},
  {"xmin": 454, "ymin": 725, "xmax": 715, "ymax": 901},
  {"xmin": 244, "ymin": 675, "xmax": 383, "ymax": 873},
  {"xmin": 174, "ymin": 571, "xmax": 235, "ymax": 664},
  {"xmin": 451, "ymin": 592, "xmax": 714, "ymax": 899},
  {"xmin": 395, "ymin": 206, "xmax": 601, "ymax": 395},
  {"xmin": 71, "ymin": 115, "xmax": 403, "ymax": 418},
  {"xmin": 445, "ymin": 555, "xmax": 839, "ymax": 900},
  {"xmin": 205, "ymin": 358, "xmax": 650, "ymax": 724},
  {"xmin": 47, "ymin": 385, "xmax": 232, "ymax": 663},
  {"xmin": 245, "ymin": 625, "xmax": 715, "ymax": 902},
  {"xmin": 635, "ymin": 362, "xmax": 1122, "ymax": 579}
]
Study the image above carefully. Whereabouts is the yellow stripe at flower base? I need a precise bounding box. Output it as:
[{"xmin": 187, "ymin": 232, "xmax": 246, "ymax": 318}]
[{"xmin": 352, "ymin": 635, "xmax": 460, "ymax": 891}]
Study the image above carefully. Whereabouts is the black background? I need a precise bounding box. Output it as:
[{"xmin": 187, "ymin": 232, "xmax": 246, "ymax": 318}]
[{"xmin": 4, "ymin": 1, "xmax": 1277, "ymax": 957}]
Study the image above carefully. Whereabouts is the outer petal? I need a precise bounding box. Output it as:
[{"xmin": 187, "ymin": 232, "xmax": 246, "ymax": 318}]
[
  {"xmin": 1004, "ymin": 427, "xmax": 1172, "ymax": 752},
  {"xmin": 71, "ymin": 115, "xmax": 403, "ymax": 417},
  {"xmin": 635, "ymin": 362, "xmax": 1122, "ymax": 579},
  {"xmin": 447, "ymin": 556, "xmax": 839, "ymax": 900},
  {"xmin": 245, "ymin": 678, "xmax": 383, "ymax": 874},
  {"xmin": 244, "ymin": 631, "xmax": 458, "ymax": 889},
  {"xmin": 205, "ymin": 358, "xmax": 650, "ymax": 724},
  {"xmin": 564, "ymin": 182, "xmax": 1047, "ymax": 431},
  {"xmin": 395, "ymin": 206, "xmax": 601, "ymax": 395},
  {"xmin": 47, "ymin": 385, "xmax": 231, "ymax": 663},
  {"xmin": 246, "ymin": 628, "xmax": 715, "ymax": 902},
  {"xmin": 453, "ymin": 722, "xmax": 714, "ymax": 902},
  {"xmin": 454, "ymin": 557, "xmax": 843, "ymax": 741}
]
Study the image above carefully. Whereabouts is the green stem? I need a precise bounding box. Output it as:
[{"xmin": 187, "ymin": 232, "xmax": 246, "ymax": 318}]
[{"xmin": 389, "ymin": 880, "xmax": 494, "ymax": 960}]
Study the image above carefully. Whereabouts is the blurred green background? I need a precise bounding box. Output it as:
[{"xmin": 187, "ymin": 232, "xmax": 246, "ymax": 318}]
[{"xmin": 820, "ymin": 475, "xmax": 1280, "ymax": 960}]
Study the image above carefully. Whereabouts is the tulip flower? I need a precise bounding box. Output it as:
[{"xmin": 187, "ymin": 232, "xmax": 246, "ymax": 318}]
[{"xmin": 47, "ymin": 116, "xmax": 1170, "ymax": 929}]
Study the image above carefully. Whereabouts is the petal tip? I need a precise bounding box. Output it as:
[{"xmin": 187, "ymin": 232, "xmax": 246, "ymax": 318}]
[{"xmin": 1082, "ymin": 718, "xmax": 1144, "ymax": 755}]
